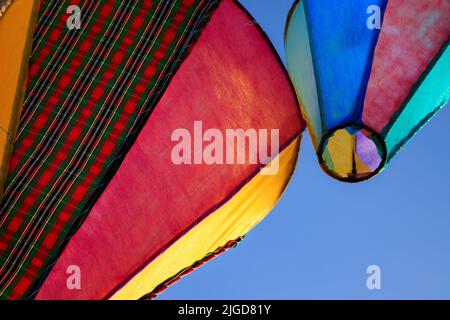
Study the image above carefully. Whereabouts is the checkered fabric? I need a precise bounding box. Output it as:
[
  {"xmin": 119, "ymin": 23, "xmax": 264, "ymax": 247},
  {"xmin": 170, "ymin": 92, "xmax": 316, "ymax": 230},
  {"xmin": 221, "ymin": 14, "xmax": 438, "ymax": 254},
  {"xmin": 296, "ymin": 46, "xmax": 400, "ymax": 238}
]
[{"xmin": 0, "ymin": 0, "xmax": 219, "ymax": 299}]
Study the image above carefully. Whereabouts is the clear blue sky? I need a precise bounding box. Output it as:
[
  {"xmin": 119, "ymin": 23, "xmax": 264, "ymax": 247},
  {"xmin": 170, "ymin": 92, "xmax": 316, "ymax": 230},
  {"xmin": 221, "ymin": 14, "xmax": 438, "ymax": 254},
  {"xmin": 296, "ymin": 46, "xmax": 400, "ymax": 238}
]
[{"xmin": 159, "ymin": 0, "xmax": 450, "ymax": 299}]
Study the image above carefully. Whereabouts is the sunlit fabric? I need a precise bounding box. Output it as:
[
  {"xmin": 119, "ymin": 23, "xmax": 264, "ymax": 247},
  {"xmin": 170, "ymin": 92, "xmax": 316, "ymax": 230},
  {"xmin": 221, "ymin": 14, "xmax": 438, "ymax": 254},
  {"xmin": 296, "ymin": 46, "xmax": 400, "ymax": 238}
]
[
  {"xmin": 0, "ymin": 0, "xmax": 38, "ymax": 198},
  {"xmin": 0, "ymin": 0, "xmax": 221, "ymax": 300},
  {"xmin": 0, "ymin": 0, "xmax": 304, "ymax": 300},
  {"xmin": 285, "ymin": 0, "xmax": 450, "ymax": 182},
  {"xmin": 35, "ymin": 0, "xmax": 304, "ymax": 300}
]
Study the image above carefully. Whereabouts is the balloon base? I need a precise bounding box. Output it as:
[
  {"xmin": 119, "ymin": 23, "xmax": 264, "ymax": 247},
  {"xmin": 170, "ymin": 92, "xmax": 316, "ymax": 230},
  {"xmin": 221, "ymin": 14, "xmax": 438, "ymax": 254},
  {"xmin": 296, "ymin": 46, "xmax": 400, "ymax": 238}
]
[{"xmin": 318, "ymin": 123, "xmax": 387, "ymax": 183}]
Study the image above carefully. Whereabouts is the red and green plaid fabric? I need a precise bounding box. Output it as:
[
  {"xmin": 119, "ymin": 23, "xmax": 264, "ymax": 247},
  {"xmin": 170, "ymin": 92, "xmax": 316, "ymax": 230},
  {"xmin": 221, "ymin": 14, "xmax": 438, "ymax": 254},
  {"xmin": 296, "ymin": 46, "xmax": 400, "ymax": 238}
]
[{"xmin": 0, "ymin": 0, "xmax": 219, "ymax": 299}]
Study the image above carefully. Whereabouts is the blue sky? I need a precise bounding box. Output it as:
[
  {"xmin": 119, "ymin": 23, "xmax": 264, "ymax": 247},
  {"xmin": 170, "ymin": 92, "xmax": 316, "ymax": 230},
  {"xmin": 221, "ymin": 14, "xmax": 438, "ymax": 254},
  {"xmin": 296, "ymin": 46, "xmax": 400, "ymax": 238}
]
[{"xmin": 159, "ymin": 0, "xmax": 450, "ymax": 299}]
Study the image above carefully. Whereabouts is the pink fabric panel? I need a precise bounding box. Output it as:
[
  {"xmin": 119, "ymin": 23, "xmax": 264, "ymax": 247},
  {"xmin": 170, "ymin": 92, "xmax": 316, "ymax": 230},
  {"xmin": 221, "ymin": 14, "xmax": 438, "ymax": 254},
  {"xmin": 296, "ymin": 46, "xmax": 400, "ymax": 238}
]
[
  {"xmin": 363, "ymin": 0, "xmax": 450, "ymax": 133},
  {"xmin": 36, "ymin": 0, "xmax": 303, "ymax": 300}
]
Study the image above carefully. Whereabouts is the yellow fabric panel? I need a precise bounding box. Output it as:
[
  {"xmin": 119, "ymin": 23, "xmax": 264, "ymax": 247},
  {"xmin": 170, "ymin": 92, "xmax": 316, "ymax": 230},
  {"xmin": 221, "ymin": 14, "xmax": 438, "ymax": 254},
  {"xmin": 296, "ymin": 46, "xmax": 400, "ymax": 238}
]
[
  {"xmin": 354, "ymin": 151, "xmax": 372, "ymax": 176},
  {"xmin": 322, "ymin": 128, "xmax": 353, "ymax": 178},
  {"xmin": 322, "ymin": 129, "xmax": 374, "ymax": 179},
  {"xmin": 0, "ymin": 0, "xmax": 38, "ymax": 197},
  {"xmin": 110, "ymin": 136, "xmax": 301, "ymax": 300}
]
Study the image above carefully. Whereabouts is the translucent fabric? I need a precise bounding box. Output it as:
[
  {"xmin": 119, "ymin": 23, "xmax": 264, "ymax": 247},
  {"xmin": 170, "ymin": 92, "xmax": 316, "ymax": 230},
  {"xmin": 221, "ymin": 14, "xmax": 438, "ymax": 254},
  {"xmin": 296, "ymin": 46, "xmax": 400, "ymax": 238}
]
[{"xmin": 285, "ymin": 0, "xmax": 450, "ymax": 182}]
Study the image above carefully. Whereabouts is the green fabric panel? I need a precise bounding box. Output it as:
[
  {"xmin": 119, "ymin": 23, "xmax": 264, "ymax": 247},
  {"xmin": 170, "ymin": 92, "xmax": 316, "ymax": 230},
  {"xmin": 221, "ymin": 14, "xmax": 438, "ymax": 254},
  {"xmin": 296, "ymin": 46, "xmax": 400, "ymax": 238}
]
[{"xmin": 285, "ymin": 1, "xmax": 322, "ymax": 147}]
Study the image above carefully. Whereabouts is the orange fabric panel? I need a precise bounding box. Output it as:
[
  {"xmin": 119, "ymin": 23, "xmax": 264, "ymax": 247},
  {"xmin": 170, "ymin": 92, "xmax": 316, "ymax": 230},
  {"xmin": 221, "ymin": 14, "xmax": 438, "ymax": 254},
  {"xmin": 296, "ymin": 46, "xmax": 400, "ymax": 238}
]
[{"xmin": 0, "ymin": 0, "xmax": 39, "ymax": 197}]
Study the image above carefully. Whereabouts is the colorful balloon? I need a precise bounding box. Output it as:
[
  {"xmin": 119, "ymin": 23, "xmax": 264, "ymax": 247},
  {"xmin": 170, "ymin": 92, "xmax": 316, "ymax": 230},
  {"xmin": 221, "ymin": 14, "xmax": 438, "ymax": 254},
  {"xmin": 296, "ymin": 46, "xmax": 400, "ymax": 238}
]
[
  {"xmin": 285, "ymin": 0, "xmax": 450, "ymax": 182},
  {"xmin": 0, "ymin": 0, "xmax": 304, "ymax": 299}
]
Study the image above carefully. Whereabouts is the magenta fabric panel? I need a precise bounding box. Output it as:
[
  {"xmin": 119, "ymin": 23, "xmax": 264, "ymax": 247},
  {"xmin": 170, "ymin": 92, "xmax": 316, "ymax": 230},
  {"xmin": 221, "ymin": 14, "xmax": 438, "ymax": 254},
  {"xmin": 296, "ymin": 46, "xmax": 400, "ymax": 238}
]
[
  {"xmin": 363, "ymin": 0, "xmax": 450, "ymax": 133},
  {"xmin": 36, "ymin": 0, "xmax": 303, "ymax": 300}
]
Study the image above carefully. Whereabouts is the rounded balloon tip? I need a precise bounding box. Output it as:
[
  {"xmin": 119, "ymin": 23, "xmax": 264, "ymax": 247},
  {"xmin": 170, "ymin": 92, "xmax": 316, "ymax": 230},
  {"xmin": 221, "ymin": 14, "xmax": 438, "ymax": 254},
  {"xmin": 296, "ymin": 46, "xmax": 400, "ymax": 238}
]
[{"xmin": 318, "ymin": 124, "xmax": 387, "ymax": 183}]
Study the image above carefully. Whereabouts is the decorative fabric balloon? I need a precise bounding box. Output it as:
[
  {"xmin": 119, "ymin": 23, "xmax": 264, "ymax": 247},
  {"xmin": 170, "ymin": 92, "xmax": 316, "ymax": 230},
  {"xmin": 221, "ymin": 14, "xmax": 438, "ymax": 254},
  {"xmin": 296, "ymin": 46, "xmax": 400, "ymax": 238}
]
[
  {"xmin": 285, "ymin": 0, "xmax": 450, "ymax": 182},
  {"xmin": 0, "ymin": 0, "xmax": 304, "ymax": 300}
]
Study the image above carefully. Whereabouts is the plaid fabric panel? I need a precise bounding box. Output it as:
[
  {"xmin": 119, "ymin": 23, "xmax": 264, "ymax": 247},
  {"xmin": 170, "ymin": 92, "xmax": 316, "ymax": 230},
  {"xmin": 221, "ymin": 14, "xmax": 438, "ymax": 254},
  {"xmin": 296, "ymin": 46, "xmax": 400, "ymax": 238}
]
[{"xmin": 0, "ymin": 0, "xmax": 219, "ymax": 299}]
